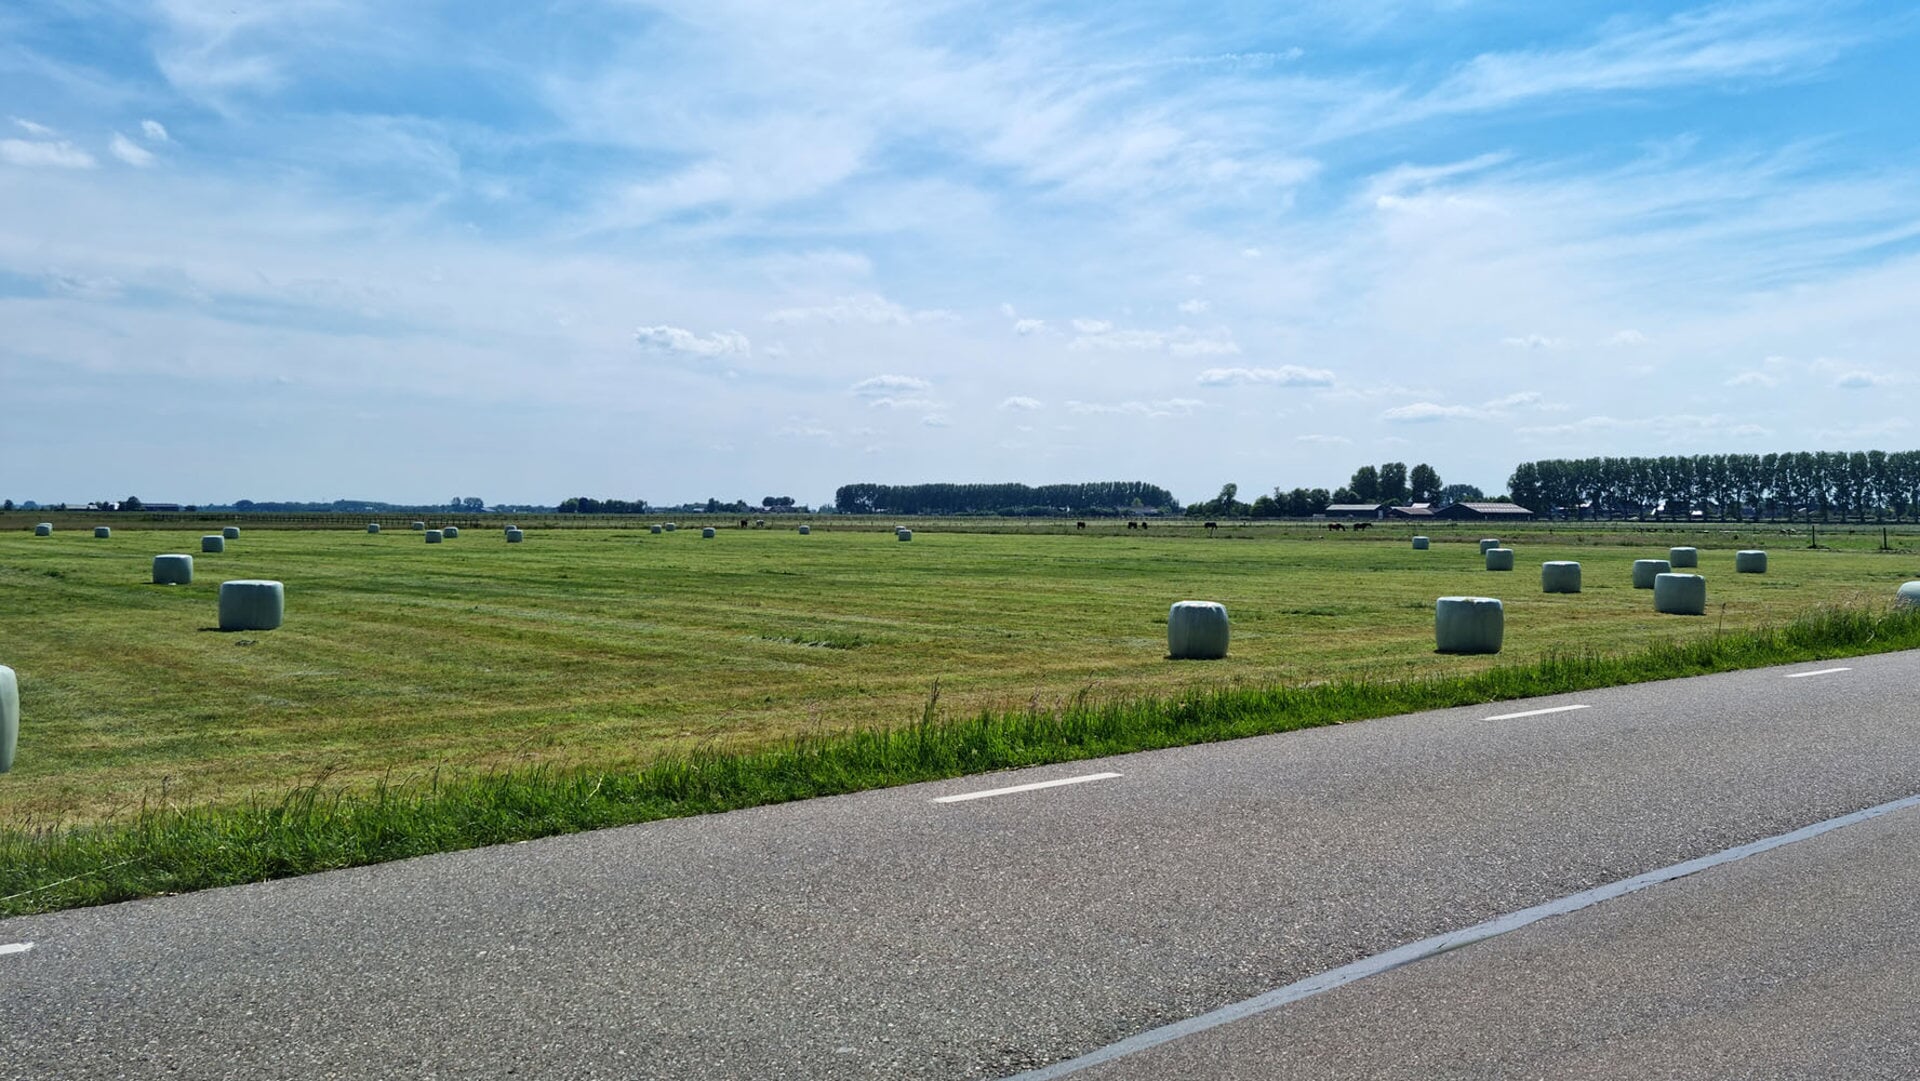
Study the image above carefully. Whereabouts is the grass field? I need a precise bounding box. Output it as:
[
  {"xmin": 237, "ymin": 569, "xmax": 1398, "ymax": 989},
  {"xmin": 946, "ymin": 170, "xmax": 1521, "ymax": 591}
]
[{"xmin": 3, "ymin": 516, "xmax": 1919, "ymax": 827}]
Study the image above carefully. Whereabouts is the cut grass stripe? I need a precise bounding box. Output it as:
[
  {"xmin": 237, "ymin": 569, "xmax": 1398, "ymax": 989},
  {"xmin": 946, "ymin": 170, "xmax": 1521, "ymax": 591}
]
[{"xmin": 3, "ymin": 604, "xmax": 1918, "ymax": 917}]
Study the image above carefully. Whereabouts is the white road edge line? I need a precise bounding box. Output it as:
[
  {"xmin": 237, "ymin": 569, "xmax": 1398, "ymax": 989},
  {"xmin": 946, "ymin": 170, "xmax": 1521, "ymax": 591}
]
[
  {"xmin": 1003, "ymin": 789, "xmax": 1920, "ymax": 1080},
  {"xmin": 1785, "ymin": 667, "xmax": 1852, "ymax": 679},
  {"xmin": 1484, "ymin": 703, "xmax": 1590, "ymax": 722},
  {"xmin": 0, "ymin": 942, "xmax": 33, "ymax": 957},
  {"xmin": 934, "ymin": 772, "xmax": 1121, "ymax": 804}
]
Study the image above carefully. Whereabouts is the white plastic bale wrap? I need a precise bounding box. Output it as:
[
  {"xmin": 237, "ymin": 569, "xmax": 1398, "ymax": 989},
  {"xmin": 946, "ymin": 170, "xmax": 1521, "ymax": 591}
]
[
  {"xmin": 650, "ymin": 525, "xmax": 663, "ymax": 534},
  {"xmin": 1167, "ymin": 601, "xmax": 1230, "ymax": 660},
  {"xmin": 94, "ymin": 526, "xmax": 111, "ymax": 538},
  {"xmin": 201, "ymin": 535, "xmax": 225, "ymax": 554},
  {"xmin": 1654, "ymin": 572, "xmax": 1707, "ymax": 615},
  {"xmin": 897, "ymin": 529, "xmax": 913, "ymax": 541},
  {"xmin": 412, "ymin": 521, "xmax": 426, "ymax": 531},
  {"xmin": 798, "ymin": 525, "xmax": 811, "ymax": 535},
  {"xmin": 506, "ymin": 528, "xmax": 524, "ymax": 543},
  {"xmin": 0, "ymin": 664, "xmax": 15, "ymax": 773},
  {"xmin": 1478, "ymin": 538, "xmax": 1501, "ymax": 554},
  {"xmin": 443, "ymin": 526, "xmax": 459, "ymax": 539},
  {"xmin": 33, "ymin": 523, "xmax": 51, "ymax": 536},
  {"xmin": 152, "ymin": 554, "xmax": 194, "ymax": 585},
  {"xmin": 1435, "ymin": 596, "xmax": 1503, "ymax": 654},
  {"xmin": 1631, "ymin": 559, "xmax": 1670, "ymax": 588},
  {"xmin": 665, "ymin": 523, "xmax": 677, "ymax": 532},
  {"xmin": 1736, "ymin": 550, "xmax": 1768, "ymax": 574},
  {"xmin": 223, "ymin": 526, "xmax": 241, "ymax": 540},
  {"xmin": 1668, "ymin": 546, "xmax": 1698, "ymax": 568},
  {"xmin": 1484, "ymin": 547, "xmax": 1515, "ymax": 571},
  {"xmin": 1541, "ymin": 561, "xmax": 1582, "ymax": 593},
  {"xmin": 1412, "ymin": 536, "xmax": 1430, "ymax": 550},
  {"xmin": 367, "ymin": 523, "xmax": 381, "ymax": 534},
  {"xmin": 218, "ymin": 579, "xmax": 284, "ymax": 631},
  {"xmin": 425, "ymin": 530, "xmax": 443, "ymax": 544},
  {"xmin": 702, "ymin": 527, "xmax": 716, "ymax": 539},
  {"xmin": 1896, "ymin": 581, "xmax": 1920, "ymax": 609}
]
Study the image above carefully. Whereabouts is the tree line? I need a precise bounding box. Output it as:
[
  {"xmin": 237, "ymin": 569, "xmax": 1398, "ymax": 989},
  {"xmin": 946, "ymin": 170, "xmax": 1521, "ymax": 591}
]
[
  {"xmin": 834, "ymin": 481, "xmax": 1178, "ymax": 516},
  {"xmin": 1187, "ymin": 463, "xmax": 1472, "ymax": 518},
  {"xmin": 1506, "ymin": 451, "xmax": 1920, "ymax": 520}
]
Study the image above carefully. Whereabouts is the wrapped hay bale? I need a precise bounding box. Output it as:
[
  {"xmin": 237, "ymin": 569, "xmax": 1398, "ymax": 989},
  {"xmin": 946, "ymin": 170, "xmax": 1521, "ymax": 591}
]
[
  {"xmin": 1479, "ymin": 538, "xmax": 1501, "ymax": 554},
  {"xmin": 411, "ymin": 521, "xmax": 426, "ymax": 531},
  {"xmin": 1654, "ymin": 572, "xmax": 1707, "ymax": 615},
  {"xmin": 650, "ymin": 525, "xmax": 663, "ymax": 534},
  {"xmin": 701, "ymin": 527, "xmax": 716, "ymax": 539},
  {"xmin": 1542, "ymin": 561, "xmax": 1582, "ymax": 594},
  {"xmin": 367, "ymin": 523, "xmax": 381, "ymax": 534},
  {"xmin": 798, "ymin": 525, "xmax": 811, "ymax": 535},
  {"xmin": 1735, "ymin": 550, "xmax": 1767, "ymax": 574},
  {"xmin": 0, "ymin": 664, "xmax": 15, "ymax": 773},
  {"xmin": 1435, "ymin": 596, "xmax": 1503, "ymax": 654},
  {"xmin": 1896, "ymin": 581, "xmax": 1920, "ymax": 609},
  {"xmin": 201, "ymin": 535, "xmax": 226, "ymax": 554},
  {"xmin": 223, "ymin": 526, "xmax": 241, "ymax": 540},
  {"xmin": 1485, "ymin": 547, "xmax": 1515, "ymax": 571},
  {"xmin": 94, "ymin": 526, "xmax": 111, "ymax": 538},
  {"xmin": 1412, "ymin": 536, "xmax": 1429, "ymax": 550},
  {"xmin": 443, "ymin": 526, "xmax": 459, "ymax": 539},
  {"xmin": 897, "ymin": 529, "xmax": 913, "ymax": 542},
  {"xmin": 1167, "ymin": 601, "xmax": 1229, "ymax": 660},
  {"xmin": 218, "ymin": 579, "xmax": 284, "ymax": 632},
  {"xmin": 152, "ymin": 554, "xmax": 193, "ymax": 585},
  {"xmin": 33, "ymin": 523, "xmax": 51, "ymax": 536},
  {"xmin": 506, "ymin": 528, "xmax": 524, "ymax": 543},
  {"xmin": 1668, "ymin": 546, "xmax": 1697, "ymax": 568},
  {"xmin": 1632, "ymin": 559, "xmax": 1669, "ymax": 589},
  {"xmin": 425, "ymin": 530, "xmax": 443, "ymax": 544},
  {"xmin": 664, "ymin": 523, "xmax": 677, "ymax": 532}
]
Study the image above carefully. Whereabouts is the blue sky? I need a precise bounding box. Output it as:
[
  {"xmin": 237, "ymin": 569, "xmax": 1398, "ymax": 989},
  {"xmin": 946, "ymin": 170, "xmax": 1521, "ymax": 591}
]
[{"xmin": 3, "ymin": 0, "xmax": 1918, "ymax": 506}]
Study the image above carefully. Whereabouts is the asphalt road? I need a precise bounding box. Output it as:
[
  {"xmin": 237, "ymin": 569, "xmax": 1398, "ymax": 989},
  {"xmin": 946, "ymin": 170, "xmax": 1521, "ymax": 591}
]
[{"xmin": 2, "ymin": 650, "xmax": 1917, "ymax": 1079}]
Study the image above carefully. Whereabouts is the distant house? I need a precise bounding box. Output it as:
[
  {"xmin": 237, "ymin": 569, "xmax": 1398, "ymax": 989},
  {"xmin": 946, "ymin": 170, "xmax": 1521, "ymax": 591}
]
[
  {"xmin": 1324, "ymin": 502, "xmax": 1393, "ymax": 519},
  {"xmin": 1432, "ymin": 501, "xmax": 1537, "ymax": 521},
  {"xmin": 1388, "ymin": 504, "xmax": 1436, "ymax": 519}
]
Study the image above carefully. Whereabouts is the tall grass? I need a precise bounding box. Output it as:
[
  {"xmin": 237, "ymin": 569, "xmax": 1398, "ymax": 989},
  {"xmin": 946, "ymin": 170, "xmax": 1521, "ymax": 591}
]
[{"xmin": 4, "ymin": 604, "xmax": 1917, "ymax": 917}]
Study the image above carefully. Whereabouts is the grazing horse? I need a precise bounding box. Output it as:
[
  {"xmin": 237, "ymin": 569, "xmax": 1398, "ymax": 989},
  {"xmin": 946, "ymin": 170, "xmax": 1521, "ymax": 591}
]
[
  {"xmin": 1204, "ymin": 521, "xmax": 1219, "ymax": 532},
  {"xmin": 1352, "ymin": 521, "xmax": 1371, "ymax": 531},
  {"xmin": 1140, "ymin": 521, "xmax": 1149, "ymax": 530},
  {"xmin": 739, "ymin": 518, "xmax": 748, "ymax": 528},
  {"xmin": 1076, "ymin": 521, "xmax": 1087, "ymax": 530},
  {"xmin": 1327, "ymin": 522, "xmax": 1346, "ymax": 531},
  {"xmin": 1126, "ymin": 520, "xmax": 1138, "ymax": 530}
]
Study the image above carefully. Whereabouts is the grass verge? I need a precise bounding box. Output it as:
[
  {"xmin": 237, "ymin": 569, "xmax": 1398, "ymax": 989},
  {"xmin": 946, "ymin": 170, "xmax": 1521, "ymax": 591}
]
[{"xmin": 5, "ymin": 603, "xmax": 1918, "ymax": 918}]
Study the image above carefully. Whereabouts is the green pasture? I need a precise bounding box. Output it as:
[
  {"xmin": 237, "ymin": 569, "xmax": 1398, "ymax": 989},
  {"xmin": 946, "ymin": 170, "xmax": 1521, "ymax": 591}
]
[{"xmin": 3, "ymin": 518, "xmax": 1918, "ymax": 825}]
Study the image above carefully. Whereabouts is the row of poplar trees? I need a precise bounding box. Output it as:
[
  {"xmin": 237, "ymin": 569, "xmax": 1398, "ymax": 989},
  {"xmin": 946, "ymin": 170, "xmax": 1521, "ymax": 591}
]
[{"xmin": 1506, "ymin": 451, "xmax": 1920, "ymax": 521}]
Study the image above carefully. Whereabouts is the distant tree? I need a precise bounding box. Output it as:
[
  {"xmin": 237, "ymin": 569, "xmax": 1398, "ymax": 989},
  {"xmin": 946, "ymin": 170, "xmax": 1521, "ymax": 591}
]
[
  {"xmin": 461, "ymin": 497, "xmax": 484, "ymax": 511},
  {"xmin": 1251, "ymin": 493, "xmax": 1280, "ymax": 518},
  {"xmin": 2, "ymin": 499, "xmax": 12, "ymax": 511},
  {"xmin": 21, "ymin": 500, "xmax": 37, "ymax": 510},
  {"xmin": 121, "ymin": 496, "xmax": 143, "ymax": 511},
  {"xmin": 1349, "ymin": 466, "xmax": 1380, "ymax": 502},
  {"xmin": 184, "ymin": 505, "xmax": 198, "ymax": 512},
  {"xmin": 1331, "ymin": 486, "xmax": 1359, "ymax": 504},
  {"xmin": 234, "ymin": 499, "xmax": 255, "ymax": 511},
  {"xmin": 1377, "ymin": 463, "xmax": 1409, "ymax": 503},
  {"xmin": 1409, "ymin": 464, "xmax": 1442, "ymax": 503},
  {"xmin": 1439, "ymin": 483, "xmax": 1484, "ymax": 505}
]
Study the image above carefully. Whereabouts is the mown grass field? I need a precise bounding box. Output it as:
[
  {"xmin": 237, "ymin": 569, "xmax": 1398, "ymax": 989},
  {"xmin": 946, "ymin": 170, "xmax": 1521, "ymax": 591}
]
[{"xmin": 3, "ymin": 517, "xmax": 1917, "ymax": 826}]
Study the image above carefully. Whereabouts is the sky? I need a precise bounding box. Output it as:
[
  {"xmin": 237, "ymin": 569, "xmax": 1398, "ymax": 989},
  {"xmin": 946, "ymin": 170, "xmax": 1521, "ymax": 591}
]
[{"xmin": 3, "ymin": 0, "xmax": 1918, "ymax": 508}]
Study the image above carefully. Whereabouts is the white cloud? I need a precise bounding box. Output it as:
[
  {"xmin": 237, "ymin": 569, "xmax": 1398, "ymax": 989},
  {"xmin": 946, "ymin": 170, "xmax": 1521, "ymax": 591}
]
[
  {"xmin": 921, "ymin": 414, "xmax": 951, "ymax": 428},
  {"xmin": 1515, "ymin": 413, "xmax": 1772, "ymax": 439},
  {"xmin": 1066, "ymin": 398, "xmax": 1204, "ymax": 417},
  {"xmin": 1501, "ymin": 334, "xmax": 1565, "ymax": 350},
  {"xmin": 110, "ymin": 133, "xmax": 155, "ymax": 167},
  {"xmin": 1482, "ymin": 391, "xmax": 1543, "ymax": 409},
  {"xmin": 1241, "ymin": 248, "xmax": 1262, "ymax": 258},
  {"xmin": 1725, "ymin": 371, "xmax": 1780, "ymax": 388},
  {"xmin": 633, "ymin": 325, "xmax": 750, "ymax": 357},
  {"xmin": 1177, "ymin": 299, "xmax": 1210, "ymax": 315},
  {"xmin": 769, "ymin": 293, "xmax": 952, "ymax": 326},
  {"xmin": 1382, "ymin": 401, "xmax": 1478, "ymax": 422},
  {"xmin": 868, "ymin": 396, "xmax": 937, "ymax": 410},
  {"xmin": 0, "ymin": 138, "xmax": 96, "ymax": 169},
  {"xmin": 1012, "ymin": 318, "xmax": 1045, "ymax": 335},
  {"xmin": 999, "ymin": 396, "xmax": 1043, "ymax": 410},
  {"xmin": 1196, "ymin": 365, "xmax": 1335, "ymax": 387},
  {"xmin": 1608, "ymin": 329, "xmax": 1648, "ymax": 346},
  {"xmin": 850, "ymin": 374, "xmax": 932, "ymax": 397},
  {"xmin": 1069, "ymin": 323, "xmax": 1239, "ymax": 356},
  {"xmin": 12, "ymin": 118, "xmax": 55, "ymax": 137},
  {"xmin": 140, "ymin": 119, "xmax": 170, "ymax": 142},
  {"xmin": 1296, "ymin": 433, "xmax": 1352, "ymax": 444},
  {"xmin": 1833, "ymin": 370, "xmax": 1889, "ymax": 389},
  {"xmin": 1071, "ymin": 318, "xmax": 1112, "ymax": 334}
]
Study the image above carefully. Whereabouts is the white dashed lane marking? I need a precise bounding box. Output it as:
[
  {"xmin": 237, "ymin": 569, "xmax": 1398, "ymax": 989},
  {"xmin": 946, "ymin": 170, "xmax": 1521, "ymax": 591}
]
[
  {"xmin": 1484, "ymin": 704, "xmax": 1590, "ymax": 722},
  {"xmin": 0, "ymin": 942, "xmax": 33, "ymax": 957},
  {"xmin": 1785, "ymin": 667, "xmax": 1852, "ymax": 679},
  {"xmin": 934, "ymin": 772, "xmax": 1122, "ymax": 804}
]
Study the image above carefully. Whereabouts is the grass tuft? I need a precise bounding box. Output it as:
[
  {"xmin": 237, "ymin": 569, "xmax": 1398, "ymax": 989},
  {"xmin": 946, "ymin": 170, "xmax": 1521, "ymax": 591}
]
[{"xmin": 4, "ymin": 603, "xmax": 1918, "ymax": 917}]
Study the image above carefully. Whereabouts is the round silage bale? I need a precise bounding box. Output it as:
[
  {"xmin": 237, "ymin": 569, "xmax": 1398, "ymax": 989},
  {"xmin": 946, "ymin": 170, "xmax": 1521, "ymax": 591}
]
[
  {"xmin": 798, "ymin": 525, "xmax": 811, "ymax": 535},
  {"xmin": 1631, "ymin": 559, "xmax": 1669, "ymax": 589},
  {"xmin": 665, "ymin": 523, "xmax": 677, "ymax": 532},
  {"xmin": 425, "ymin": 530, "xmax": 443, "ymax": 544},
  {"xmin": 443, "ymin": 526, "xmax": 459, "ymax": 539},
  {"xmin": 702, "ymin": 527, "xmax": 716, "ymax": 539},
  {"xmin": 0, "ymin": 664, "xmax": 16, "ymax": 773},
  {"xmin": 223, "ymin": 526, "xmax": 241, "ymax": 540},
  {"xmin": 650, "ymin": 524, "xmax": 663, "ymax": 534},
  {"xmin": 1735, "ymin": 550, "xmax": 1767, "ymax": 574},
  {"xmin": 1542, "ymin": 561, "xmax": 1582, "ymax": 593},
  {"xmin": 1485, "ymin": 547, "xmax": 1515, "ymax": 571},
  {"xmin": 33, "ymin": 523, "xmax": 52, "ymax": 536},
  {"xmin": 412, "ymin": 521, "xmax": 426, "ymax": 531},
  {"xmin": 1654, "ymin": 572, "xmax": 1707, "ymax": 615},
  {"xmin": 94, "ymin": 526, "xmax": 111, "ymax": 539},
  {"xmin": 1896, "ymin": 581, "xmax": 1920, "ymax": 609},
  {"xmin": 1412, "ymin": 536, "xmax": 1429, "ymax": 550},
  {"xmin": 1167, "ymin": 601, "xmax": 1229, "ymax": 660},
  {"xmin": 1435, "ymin": 596, "xmax": 1503, "ymax": 654},
  {"xmin": 897, "ymin": 529, "xmax": 913, "ymax": 542},
  {"xmin": 1668, "ymin": 546, "xmax": 1697, "ymax": 568},
  {"xmin": 201, "ymin": 535, "xmax": 226, "ymax": 554},
  {"xmin": 218, "ymin": 579, "xmax": 284, "ymax": 631},
  {"xmin": 367, "ymin": 523, "xmax": 381, "ymax": 534},
  {"xmin": 506, "ymin": 528, "xmax": 524, "ymax": 543},
  {"xmin": 1478, "ymin": 538, "xmax": 1500, "ymax": 554},
  {"xmin": 152, "ymin": 554, "xmax": 193, "ymax": 585}
]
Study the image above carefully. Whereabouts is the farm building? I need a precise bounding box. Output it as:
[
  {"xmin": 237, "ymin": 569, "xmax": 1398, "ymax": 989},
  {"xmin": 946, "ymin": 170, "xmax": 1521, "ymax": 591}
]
[
  {"xmin": 1323, "ymin": 502, "xmax": 1394, "ymax": 519},
  {"xmin": 1432, "ymin": 501, "xmax": 1537, "ymax": 521},
  {"xmin": 1388, "ymin": 504, "xmax": 1436, "ymax": 519}
]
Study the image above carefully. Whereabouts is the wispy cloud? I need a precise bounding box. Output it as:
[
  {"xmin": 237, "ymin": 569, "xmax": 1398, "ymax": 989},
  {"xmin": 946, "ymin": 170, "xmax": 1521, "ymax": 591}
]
[
  {"xmin": 999, "ymin": 396, "xmax": 1043, "ymax": 410},
  {"xmin": 110, "ymin": 133, "xmax": 155, "ymax": 167},
  {"xmin": 1, "ymin": 138, "xmax": 96, "ymax": 168},
  {"xmin": 850, "ymin": 374, "xmax": 932, "ymax": 397},
  {"xmin": 1196, "ymin": 365, "xmax": 1335, "ymax": 387},
  {"xmin": 769, "ymin": 293, "xmax": 953, "ymax": 326},
  {"xmin": 634, "ymin": 325, "xmax": 750, "ymax": 358}
]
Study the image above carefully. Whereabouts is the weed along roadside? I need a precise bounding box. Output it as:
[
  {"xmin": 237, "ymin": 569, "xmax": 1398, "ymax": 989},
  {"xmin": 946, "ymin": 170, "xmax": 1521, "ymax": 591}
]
[{"xmin": 4, "ymin": 603, "xmax": 1919, "ymax": 917}]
